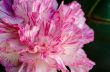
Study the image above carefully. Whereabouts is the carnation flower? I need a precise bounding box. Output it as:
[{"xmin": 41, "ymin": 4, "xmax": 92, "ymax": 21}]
[{"xmin": 0, "ymin": 0, "xmax": 95, "ymax": 72}]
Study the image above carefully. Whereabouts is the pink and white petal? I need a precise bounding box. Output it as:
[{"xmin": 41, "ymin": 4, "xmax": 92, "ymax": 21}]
[
  {"xmin": 71, "ymin": 49, "xmax": 95, "ymax": 72},
  {"xmin": 60, "ymin": 49, "xmax": 95, "ymax": 72},
  {"xmin": 60, "ymin": 54, "xmax": 75, "ymax": 66},
  {"xmin": 60, "ymin": 23, "xmax": 83, "ymax": 49},
  {"xmin": 36, "ymin": 0, "xmax": 58, "ymax": 21},
  {"xmin": 0, "ymin": 38, "xmax": 27, "ymax": 54},
  {"xmin": 57, "ymin": 1, "xmax": 94, "ymax": 45},
  {"xmin": 18, "ymin": 63, "xmax": 26, "ymax": 72},
  {"xmin": 0, "ymin": 11, "xmax": 23, "ymax": 25},
  {"xmin": 35, "ymin": 62, "xmax": 57, "ymax": 72},
  {"xmin": 12, "ymin": 0, "xmax": 30, "ymax": 24},
  {"xmin": 0, "ymin": 32, "xmax": 17, "ymax": 53},
  {"xmin": 82, "ymin": 24, "xmax": 94, "ymax": 44},
  {"xmin": 53, "ymin": 9, "xmax": 83, "ymax": 46},
  {"xmin": 0, "ymin": 26, "xmax": 18, "ymax": 42},
  {"xmin": 35, "ymin": 60, "xmax": 49, "ymax": 72},
  {"xmin": 6, "ymin": 39, "xmax": 27, "ymax": 52},
  {"xmin": 61, "ymin": 44, "xmax": 79, "ymax": 55},
  {"xmin": 70, "ymin": 66, "xmax": 88, "ymax": 72},
  {"xmin": 1, "ymin": 16, "xmax": 23, "ymax": 25},
  {"xmin": 18, "ymin": 61, "xmax": 55, "ymax": 72},
  {"xmin": 55, "ymin": 1, "xmax": 85, "ymax": 29},
  {"xmin": 19, "ymin": 52, "xmax": 38, "ymax": 63},
  {"xmin": 0, "ymin": 52, "xmax": 19, "ymax": 67},
  {"xmin": 70, "ymin": 65, "xmax": 93, "ymax": 72},
  {"xmin": 0, "ymin": 0, "xmax": 13, "ymax": 17},
  {"xmin": 18, "ymin": 63, "xmax": 36, "ymax": 72},
  {"xmin": 18, "ymin": 25, "xmax": 40, "ymax": 46},
  {"xmin": 0, "ymin": 1, "xmax": 23, "ymax": 25},
  {"xmin": 19, "ymin": 63, "xmax": 37, "ymax": 72},
  {"xmin": 0, "ymin": 52, "xmax": 19, "ymax": 72},
  {"xmin": 0, "ymin": 23, "xmax": 25, "ymax": 72},
  {"xmin": 0, "ymin": 33, "xmax": 26, "ymax": 53},
  {"xmin": 13, "ymin": 0, "xmax": 58, "ymax": 24},
  {"xmin": 0, "ymin": 33, "xmax": 13, "ymax": 42},
  {"xmin": 49, "ymin": 68, "xmax": 57, "ymax": 72},
  {"xmin": 45, "ymin": 56, "xmax": 58, "ymax": 68},
  {"xmin": 5, "ymin": 66, "xmax": 19, "ymax": 72}
]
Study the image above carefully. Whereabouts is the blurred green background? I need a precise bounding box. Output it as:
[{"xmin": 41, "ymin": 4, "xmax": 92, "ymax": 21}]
[{"xmin": 0, "ymin": 0, "xmax": 110, "ymax": 72}]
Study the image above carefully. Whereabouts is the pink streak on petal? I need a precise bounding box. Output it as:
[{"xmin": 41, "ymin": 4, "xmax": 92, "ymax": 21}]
[{"xmin": 0, "ymin": 0, "xmax": 95, "ymax": 72}]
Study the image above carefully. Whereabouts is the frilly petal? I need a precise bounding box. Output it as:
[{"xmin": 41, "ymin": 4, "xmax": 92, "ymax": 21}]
[
  {"xmin": 82, "ymin": 24, "xmax": 94, "ymax": 44},
  {"xmin": 70, "ymin": 49, "xmax": 95, "ymax": 72},
  {"xmin": 52, "ymin": 1, "xmax": 87, "ymax": 47},
  {"xmin": 0, "ymin": 1, "xmax": 23, "ymax": 25},
  {"xmin": 53, "ymin": 1, "xmax": 85, "ymax": 29},
  {"xmin": 13, "ymin": 0, "xmax": 58, "ymax": 24}
]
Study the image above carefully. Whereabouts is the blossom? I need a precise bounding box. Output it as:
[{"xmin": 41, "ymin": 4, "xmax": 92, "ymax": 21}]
[{"xmin": 0, "ymin": 0, "xmax": 95, "ymax": 72}]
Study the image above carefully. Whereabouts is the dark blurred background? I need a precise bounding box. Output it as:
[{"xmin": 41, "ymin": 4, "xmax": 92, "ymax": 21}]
[{"xmin": 0, "ymin": 0, "xmax": 110, "ymax": 72}]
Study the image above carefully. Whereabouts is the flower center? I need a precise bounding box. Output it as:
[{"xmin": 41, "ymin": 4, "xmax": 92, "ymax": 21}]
[{"xmin": 19, "ymin": 25, "xmax": 61, "ymax": 56}]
